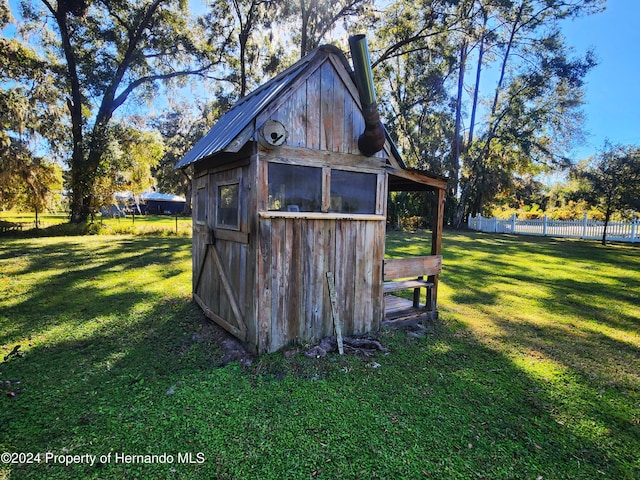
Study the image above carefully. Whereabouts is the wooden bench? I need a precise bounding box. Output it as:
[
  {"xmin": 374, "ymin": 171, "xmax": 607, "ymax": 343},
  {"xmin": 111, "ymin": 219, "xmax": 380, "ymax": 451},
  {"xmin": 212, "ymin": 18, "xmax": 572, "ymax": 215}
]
[{"xmin": 383, "ymin": 255, "xmax": 442, "ymax": 309}]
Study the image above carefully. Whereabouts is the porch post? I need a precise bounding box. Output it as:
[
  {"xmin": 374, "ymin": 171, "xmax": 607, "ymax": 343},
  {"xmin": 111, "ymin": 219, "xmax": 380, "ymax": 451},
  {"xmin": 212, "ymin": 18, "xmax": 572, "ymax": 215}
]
[{"xmin": 427, "ymin": 187, "xmax": 445, "ymax": 312}]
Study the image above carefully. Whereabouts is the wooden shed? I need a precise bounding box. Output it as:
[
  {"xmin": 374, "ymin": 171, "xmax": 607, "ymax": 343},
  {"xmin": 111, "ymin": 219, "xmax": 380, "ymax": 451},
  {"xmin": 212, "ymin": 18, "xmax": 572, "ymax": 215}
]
[{"xmin": 176, "ymin": 37, "xmax": 447, "ymax": 354}]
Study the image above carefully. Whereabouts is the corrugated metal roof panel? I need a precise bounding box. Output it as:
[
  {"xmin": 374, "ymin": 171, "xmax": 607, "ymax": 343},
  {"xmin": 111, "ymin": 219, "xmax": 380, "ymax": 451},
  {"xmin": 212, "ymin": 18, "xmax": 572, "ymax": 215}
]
[{"xmin": 175, "ymin": 58, "xmax": 311, "ymax": 169}]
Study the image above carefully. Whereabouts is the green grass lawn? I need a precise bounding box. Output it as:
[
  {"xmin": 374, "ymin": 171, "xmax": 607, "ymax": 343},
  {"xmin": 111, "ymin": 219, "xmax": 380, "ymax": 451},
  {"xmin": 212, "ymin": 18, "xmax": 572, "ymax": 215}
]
[
  {"xmin": 0, "ymin": 212, "xmax": 192, "ymax": 236},
  {"xmin": 0, "ymin": 231, "xmax": 638, "ymax": 479}
]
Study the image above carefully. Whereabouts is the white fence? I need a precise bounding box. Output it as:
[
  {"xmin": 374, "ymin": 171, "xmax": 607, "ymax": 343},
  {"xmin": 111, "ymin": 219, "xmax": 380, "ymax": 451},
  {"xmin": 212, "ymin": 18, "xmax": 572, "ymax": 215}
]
[{"xmin": 468, "ymin": 214, "xmax": 640, "ymax": 243}]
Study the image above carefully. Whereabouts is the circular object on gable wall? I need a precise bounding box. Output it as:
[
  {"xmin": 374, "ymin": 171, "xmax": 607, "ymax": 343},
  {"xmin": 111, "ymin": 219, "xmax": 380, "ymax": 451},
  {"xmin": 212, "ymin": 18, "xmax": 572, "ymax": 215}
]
[{"xmin": 259, "ymin": 119, "xmax": 288, "ymax": 148}]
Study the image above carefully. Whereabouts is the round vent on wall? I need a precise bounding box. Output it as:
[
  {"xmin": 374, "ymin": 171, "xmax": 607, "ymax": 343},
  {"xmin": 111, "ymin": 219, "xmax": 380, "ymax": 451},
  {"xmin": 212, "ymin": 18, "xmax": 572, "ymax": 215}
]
[{"xmin": 258, "ymin": 119, "xmax": 288, "ymax": 148}]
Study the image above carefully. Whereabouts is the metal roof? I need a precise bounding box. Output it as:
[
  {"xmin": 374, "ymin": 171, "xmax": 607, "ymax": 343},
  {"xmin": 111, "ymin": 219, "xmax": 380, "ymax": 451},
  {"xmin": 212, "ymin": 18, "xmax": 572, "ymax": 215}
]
[
  {"xmin": 175, "ymin": 53, "xmax": 317, "ymax": 169},
  {"xmin": 172, "ymin": 44, "xmax": 447, "ymax": 191}
]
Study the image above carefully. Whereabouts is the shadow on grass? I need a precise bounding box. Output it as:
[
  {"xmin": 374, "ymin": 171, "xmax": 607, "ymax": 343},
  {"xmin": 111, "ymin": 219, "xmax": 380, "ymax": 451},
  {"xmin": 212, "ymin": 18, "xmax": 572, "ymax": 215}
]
[
  {"xmin": 0, "ymin": 231, "xmax": 637, "ymax": 478},
  {"xmin": 436, "ymin": 230, "xmax": 640, "ymax": 478},
  {"xmin": 0, "ymin": 306, "xmax": 626, "ymax": 479},
  {"xmin": 0, "ymin": 237, "xmax": 192, "ymax": 347}
]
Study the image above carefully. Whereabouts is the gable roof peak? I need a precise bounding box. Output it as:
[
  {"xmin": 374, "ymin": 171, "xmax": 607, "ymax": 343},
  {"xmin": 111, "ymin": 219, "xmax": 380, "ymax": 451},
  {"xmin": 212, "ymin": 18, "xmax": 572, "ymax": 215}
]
[{"xmin": 176, "ymin": 44, "xmax": 353, "ymax": 169}]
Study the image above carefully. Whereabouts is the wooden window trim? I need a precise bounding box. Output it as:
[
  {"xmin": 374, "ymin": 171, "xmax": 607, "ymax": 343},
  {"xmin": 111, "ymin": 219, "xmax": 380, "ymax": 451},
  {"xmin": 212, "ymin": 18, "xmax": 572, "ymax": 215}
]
[{"xmin": 216, "ymin": 181, "xmax": 241, "ymax": 231}]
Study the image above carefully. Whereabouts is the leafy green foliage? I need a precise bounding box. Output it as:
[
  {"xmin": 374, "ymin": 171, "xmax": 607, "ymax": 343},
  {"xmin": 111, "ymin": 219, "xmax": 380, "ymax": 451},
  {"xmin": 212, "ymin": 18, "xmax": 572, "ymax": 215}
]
[
  {"xmin": 572, "ymin": 142, "xmax": 640, "ymax": 243},
  {"xmin": 89, "ymin": 123, "xmax": 165, "ymax": 213},
  {"xmin": 10, "ymin": 0, "xmax": 221, "ymax": 223}
]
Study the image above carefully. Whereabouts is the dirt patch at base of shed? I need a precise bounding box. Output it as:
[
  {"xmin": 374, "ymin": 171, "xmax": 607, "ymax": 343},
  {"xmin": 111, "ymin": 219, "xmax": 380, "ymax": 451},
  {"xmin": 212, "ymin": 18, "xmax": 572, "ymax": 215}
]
[
  {"xmin": 188, "ymin": 313, "xmax": 437, "ymax": 368},
  {"xmin": 187, "ymin": 316, "xmax": 255, "ymax": 367}
]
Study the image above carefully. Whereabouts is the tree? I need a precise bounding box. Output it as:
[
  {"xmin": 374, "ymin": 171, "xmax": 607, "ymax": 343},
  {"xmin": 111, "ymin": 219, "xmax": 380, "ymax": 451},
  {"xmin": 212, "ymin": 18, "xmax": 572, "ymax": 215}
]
[
  {"xmin": 90, "ymin": 121, "xmax": 165, "ymax": 213},
  {"xmin": 1, "ymin": 1, "xmax": 66, "ymax": 218},
  {"xmin": 374, "ymin": 0, "xmax": 460, "ymax": 173},
  {"xmin": 13, "ymin": 0, "xmax": 223, "ymax": 223},
  {"xmin": 574, "ymin": 143, "xmax": 640, "ymax": 245},
  {"xmin": 454, "ymin": 0, "xmax": 603, "ymax": 224},
  {"xmin": 293, "ymin": 0, "xmax": 372, "ymax": 57},
  {"xmin": 151, "ymin": 100, "xmax": 230, "ymax": 214},
  {"xmin": 0, "ymin": 139, "xmax": 63, "ymax": 222}
]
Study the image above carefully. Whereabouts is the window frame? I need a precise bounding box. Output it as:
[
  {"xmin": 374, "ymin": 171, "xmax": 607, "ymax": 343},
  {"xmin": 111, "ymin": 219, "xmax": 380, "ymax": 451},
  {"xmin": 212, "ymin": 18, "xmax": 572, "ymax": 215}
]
[
  {"xmin": 216, "ymin": 181, "xmax": 241, "ymax": 231},
  {"xmin": 264, "ymin": 159, "xmax": 384, "ymax": 218},
  {"xmin": 195, "ymin": 186, "xmax": 207, "ymax": 225},
  {"xmin": 267, "ymin": 162, "xmax": 323, "ymax": 213},
  {"xmin": 329, "ymin": 168, "xmax": 378, "ymax": 215}
]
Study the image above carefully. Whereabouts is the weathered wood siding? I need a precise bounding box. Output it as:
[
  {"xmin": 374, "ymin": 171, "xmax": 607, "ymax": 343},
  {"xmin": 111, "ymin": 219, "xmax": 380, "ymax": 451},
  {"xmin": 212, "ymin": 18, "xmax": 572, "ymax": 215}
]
[
  {"xmin": 192, "ymin": 161, "xmax": 258, "ymax": 347},
  {"xmin": 256, "ymin": 55, "xmax": 394, "ymax": 159},
  {"xmin": 256, "ymin": 216, "xmax": 385, "ymax": 353}
]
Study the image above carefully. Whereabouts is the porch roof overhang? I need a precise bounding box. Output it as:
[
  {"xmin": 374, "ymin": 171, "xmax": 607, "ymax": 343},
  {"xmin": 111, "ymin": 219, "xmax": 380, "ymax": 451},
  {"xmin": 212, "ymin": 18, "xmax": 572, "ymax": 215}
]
[{"xmin": 387, "ymin": 165, "xmax": 448, "ymax": 192}]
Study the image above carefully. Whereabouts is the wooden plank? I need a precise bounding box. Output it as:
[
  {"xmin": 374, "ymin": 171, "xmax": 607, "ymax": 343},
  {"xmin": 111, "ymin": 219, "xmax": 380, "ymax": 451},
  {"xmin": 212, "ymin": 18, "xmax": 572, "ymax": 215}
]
[
  {"xmin": 362, "ymin": 221, "xmax": 377, "ymax": 332},
  {"xmin": 194, "ymin": 292, "xmax": 245, "ymax": 340},
  {"xmin": 196, "ymin": 156, "xmax": 251, "ymax": 176},
  {"xmin": 431, "ymin": 188, "xmax": 445, "ymax": 256},
  {"xmin": 194, "ymin": 145, "xmax": 254, "ymax": 174},
  {"xmin": 262, "ymin": 145, "xmax": 385, "ymax": 170},
  {"xmin": 383, "ymin": 279, "xmax": 434, "ymax": 293},
  {"xmin": 384, "ymin": 294, "xmax": 415, "ymax": 315},
  {"xmin": 321, "ymin": 220, "xmax": 335, "ymax": 337},
  {"xmin": 286, "ymin": 218, "xmax": 301, "ymax": 343},
  {"xmin": 334, "ymin": 220, "xmax": 355, "ymax": 335},
  {"xmin": 302, "ymin": 220, "xmax": 317, "ymax": 343},
  {"xmin": 327, "ymin": 54, "xmax": 362, "ymax": 115},
  {"xmin": 383, "ymin": 255, "xmax": 443, "ymax": 280},
  {"xmin": 320, "ymin": 61, "xmax": 334, "ymax": 151},
  {"xmin": 213, "ymin": 228, "xmax": 249, "ymax": 244},
  {"xmin": 310, "ymin": 219, "xmax": 325, "ymax": 341},
  {"xmin": 279, "ymin": 83, "xmax": 307, "ymax": 148},
  {"xmin": 270, "ymin": 219, "xmax": 284, "ymax": 351},
  {"xmin": 256, "ymin": 158, "xmax": 268, "ymax": 212},
  {"xmin": 210, "ymin": 242, "xmax": 247, "ymax": 339},
  {"xmin": 322, "ymin": 166, "xmax": 331, "ymax": 213},
  {"xmin": 376, "ymin": 172, "xmax": 387, "ymax": 216},
  {"xmin": 353, "ymin": 221, "xmax": 371, "ymax": 335},
  {"xmin": 237, "ymin": 243, "xmax": 248, "ymax": 331},
  {"xmin": 387, "ymin": 166, "xmax": 448, "ymax": 191},
  {"xmin": 193, "ymin": 242, "xmax": 210, "ymax": 292},
  {"xmin": 331, "ymin": 61, "xmax": 346, "ymax": 152},
  {"xmin": 370, "ymin": 220, "xmax": 385, "ymax": 331},
  {"xmin": 306, "ymin": 69, "xmax": 321, "ymax": 150},
  {"xmin": 259, "ymin": 211, "xmax": 385, "ymax": 221},
  {"xmin": 429, "ymin": 188, "xmax": 445, "ymax": 312},
  {"xmin": 326, "ymin": 271, "xmax": 344, "ymax": 355},
  {"xmin": 243, "ymin": 157, "xmax": 257, "ymax": 347},
  {"xmin": 257, "ymin": 217, "xmax": 272, "ymax": 353}
]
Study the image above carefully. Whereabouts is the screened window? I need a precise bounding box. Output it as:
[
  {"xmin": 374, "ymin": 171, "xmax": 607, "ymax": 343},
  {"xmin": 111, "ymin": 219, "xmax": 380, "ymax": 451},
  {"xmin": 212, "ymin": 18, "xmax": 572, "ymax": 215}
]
[
  {"xmin": 330, "ymin": 170, "xmax": 377, "ymax": 214},
  {"xmin": 196, "ymin": 187, "xmax": 207, "ymax": 224},
  {"xmin": 217, "ymin": 183, "xmax": 240, "ymax": 229},
  {"xmin": 268, "ymin": 163, "xmax": 322, "ymax": 212}
]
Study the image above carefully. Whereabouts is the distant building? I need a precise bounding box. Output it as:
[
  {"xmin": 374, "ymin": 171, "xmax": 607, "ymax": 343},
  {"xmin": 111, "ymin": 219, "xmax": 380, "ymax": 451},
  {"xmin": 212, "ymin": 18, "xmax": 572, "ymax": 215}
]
[
  {"xmin": 102, "ymin": 191, "xmax": 186, "ymax": 217},
  {"xmin": 141, "ymin": 192, "xmax": 186, "ymax": 215}
]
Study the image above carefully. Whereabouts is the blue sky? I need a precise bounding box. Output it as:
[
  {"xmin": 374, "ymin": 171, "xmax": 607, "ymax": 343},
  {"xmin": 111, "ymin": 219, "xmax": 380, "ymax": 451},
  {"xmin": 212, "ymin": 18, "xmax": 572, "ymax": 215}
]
[{"xmin": 561, "ymin": 0, "xmax": 640, "ymax": 159}]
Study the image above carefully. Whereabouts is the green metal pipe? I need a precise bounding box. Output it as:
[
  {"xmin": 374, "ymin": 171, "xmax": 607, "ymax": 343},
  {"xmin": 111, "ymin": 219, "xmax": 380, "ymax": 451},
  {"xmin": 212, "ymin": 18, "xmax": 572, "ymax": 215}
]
[
  {"xmin": 349, "ymin": 34, "xmax": 377, "ymax": 107},
  {"xmin": 349, "ymin": 34, "xmax": 385, "ymax": 156}
]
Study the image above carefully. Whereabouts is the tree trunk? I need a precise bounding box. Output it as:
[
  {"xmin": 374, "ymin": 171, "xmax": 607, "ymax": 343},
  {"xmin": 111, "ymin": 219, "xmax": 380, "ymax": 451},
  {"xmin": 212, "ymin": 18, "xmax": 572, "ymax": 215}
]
[
  {"xmin": 452, "ymin": 39, "xmax": 467, "ymax": 198},
  {"xmin": 602, "ymin": 204, "xmax": 612, "ymax": 245},
  {"xmin": 300, "ymin": 0, "xmax": 309, "ymax": 57},
  {"xmin": 467, "ymin": 8, "xmax": 487, "ymax": 147},
  {"xmin": 471, "ymin": 1, "xmax": 524, "ymax": 217},
  {"xmin": 453, "ymin": 3, "xmax": 487, "ymax": 229},
  {"xmin": 53, "ymin": 3, "xmax": 89, "ymax": 224},
  {"xmin": 239, "ymin": 32, "xmax": 248, "ymax": 98}
]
